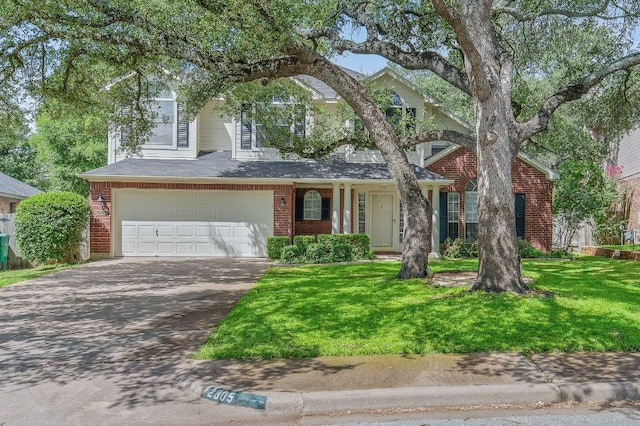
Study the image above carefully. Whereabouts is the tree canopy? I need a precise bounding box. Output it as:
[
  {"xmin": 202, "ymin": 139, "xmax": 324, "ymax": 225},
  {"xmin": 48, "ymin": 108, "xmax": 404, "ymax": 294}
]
[{"xmin": 2, "ymin": 0, "xmax": 640, "ymax": 291}]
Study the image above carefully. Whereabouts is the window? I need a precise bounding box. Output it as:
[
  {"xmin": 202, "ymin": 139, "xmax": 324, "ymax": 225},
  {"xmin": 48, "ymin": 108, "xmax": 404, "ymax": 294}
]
[
  {"xmin": 358, "ymin": 193, "xmax": 366, "ymax": 234},
  {"xmin": 465, "ymin": 178, "xmax": 478, "ymax": 240},
  {"xmin": 303, "ymin": 190, "xmax": 322, "ymax": 220},
  {"xmin": 385, "ymin": 90, "xmax": 416, "ymax": 133},
  {"xmin": 515, "ymin": 193, "xmax": 525, "ymax": 238},
  {"xmin": 448, "ymin": 193, "xmax": 460, "ymax": 240},
  {"xmin": 9, "ymin": 202, "xmax": 17, "ymax": 213},
  {"xmin": 439, "ymin": 192, "xmax": 460, "ymax": 242},
  {"xmin": 120, "ymin": 91, "xmax": 188, "ymax": 148},
  {"xmin": 240, "ymin": 103, "xmax": 306, "ymax": 150}
]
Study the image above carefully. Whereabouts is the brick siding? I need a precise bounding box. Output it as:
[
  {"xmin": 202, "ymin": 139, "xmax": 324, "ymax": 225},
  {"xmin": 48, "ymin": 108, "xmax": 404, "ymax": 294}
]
[{"xmin": 428, "ymin": 148, "xmax": 553, "ymax": 251}]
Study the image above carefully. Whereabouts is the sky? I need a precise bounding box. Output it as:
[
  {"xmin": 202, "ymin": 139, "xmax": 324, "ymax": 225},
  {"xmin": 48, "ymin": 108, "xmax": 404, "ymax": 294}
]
[{"xmin": 332, "ymin": 52, "xmax": 388, "ymax": 75}]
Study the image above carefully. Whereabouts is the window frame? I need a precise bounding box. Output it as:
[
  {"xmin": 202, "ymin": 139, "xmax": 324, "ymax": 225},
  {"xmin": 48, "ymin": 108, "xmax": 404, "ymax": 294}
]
[
  {"xmin": 303, "ymin": 190, "xmax": 322, "ymax": 221},
  {"xmin": 464, "ymin": 178, "xmax": 478, "ymax": 240}
]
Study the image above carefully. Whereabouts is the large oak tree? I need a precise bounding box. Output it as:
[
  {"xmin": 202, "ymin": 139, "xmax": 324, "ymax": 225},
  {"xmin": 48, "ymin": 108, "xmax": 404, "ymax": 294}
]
[{"xmin": 2, "ymin": 0, "xmax": 640, "ymax": 291}]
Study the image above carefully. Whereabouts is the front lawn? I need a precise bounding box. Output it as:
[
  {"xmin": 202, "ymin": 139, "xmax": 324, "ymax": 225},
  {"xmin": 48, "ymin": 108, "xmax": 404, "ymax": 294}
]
[
  {"xmin": 0, "ymin": 264, "xmax": 78, "ymax": 289},
  {"xmin": 600, "ymin": 244, "xmax": 640, "ymax": 252},
  {"xmin": 195, "ymin": 256, "xmax": 640, "ymax": 359}
]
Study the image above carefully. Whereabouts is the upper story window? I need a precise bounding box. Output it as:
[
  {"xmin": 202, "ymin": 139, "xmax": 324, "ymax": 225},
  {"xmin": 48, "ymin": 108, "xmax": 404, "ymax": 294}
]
[
  {"xmin": 385, "ymin": 90, "xmax": 416, "ymax": 131},
  {"xmin": 239, "ymin": 97, "xmax": 306, "ymax": 150},
  {"xmin": 120, "ymin": 89, "xmax": 189, "ymax": 149}
]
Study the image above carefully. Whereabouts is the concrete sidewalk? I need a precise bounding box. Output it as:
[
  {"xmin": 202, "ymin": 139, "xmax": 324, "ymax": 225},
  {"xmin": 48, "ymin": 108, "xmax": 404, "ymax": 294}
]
[{"xmin": 181, "ymin": 351, "xmax": 640, "ymax": 416}]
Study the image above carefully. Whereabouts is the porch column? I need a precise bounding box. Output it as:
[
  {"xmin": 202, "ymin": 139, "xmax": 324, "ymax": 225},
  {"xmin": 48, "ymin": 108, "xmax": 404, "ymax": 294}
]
[
  {"xmin": 430, "ymin": 186, "xmax": 441, "ymax": 258},
  {"xmin": 332, "ymin": 182, "xmax": 340, "ymax": 234},
  {"xmin": 343, "ymin": 183, "xmax": 352, "ymax": 233}
]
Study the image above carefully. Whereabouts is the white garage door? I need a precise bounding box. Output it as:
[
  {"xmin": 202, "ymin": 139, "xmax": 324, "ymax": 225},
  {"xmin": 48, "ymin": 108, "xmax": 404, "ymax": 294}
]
[{"xmin": 116, "ymin": 190, "xmax": 273, "ymax": 257}]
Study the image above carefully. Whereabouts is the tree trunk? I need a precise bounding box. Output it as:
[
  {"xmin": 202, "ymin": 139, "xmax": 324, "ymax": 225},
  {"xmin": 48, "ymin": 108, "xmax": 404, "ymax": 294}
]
[
  {"xmin": 308, "ymin": 58, "xmax": 431, "ymax": 279},
  {"xmin": 471, "ymin": 95, "xmax": 528, "ymax": 293},
  {"xmin": 397, "ymin": 173, "xmax": 431, "ymax": 279},
  {"xmin": 440, "ymin": 2, "xmax": 528, "ymax": 292}
]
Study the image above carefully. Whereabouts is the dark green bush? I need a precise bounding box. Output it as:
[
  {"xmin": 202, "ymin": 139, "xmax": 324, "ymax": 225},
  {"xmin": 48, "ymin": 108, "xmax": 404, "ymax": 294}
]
[
  {"xmin": 281, "ymin": 245, "xmax": 302, "ymax": 262},
  {"xmin": 14, "ymin": 191, "xmax": 90, "ymax": 264},
  {"xmin": 306, "ymin": 243, "xmax": 330, "ymax": 263},
  {"xmin": 518, "ymin": 240, "xmax": 543, "ymax": 258},
  {"xmin": 267, "ymin": 236, "xmax": 290, "ymax": 260},
  {"xmin": 293, "ymin": 235, "xmax": 315, "ymax": 256},
  {"xmin": 443, "ymin": 238, "xmax": 478, "ymax": 259},
  {"xmin": 331, "ymin": 243, "xmax": 354, "ymax": 262}
]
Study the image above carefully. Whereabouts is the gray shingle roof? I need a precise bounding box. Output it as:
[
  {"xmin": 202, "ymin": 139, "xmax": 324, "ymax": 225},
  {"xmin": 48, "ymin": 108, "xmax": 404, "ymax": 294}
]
[
  {"xmin": 294, "ymin": 69, "xmax": 363, "ymax": 99},
  {"xmin": 80, "ymin": 151, "xmax": 446, "ymax": 182},
  {"xmin": 0, "ymin": 172, "xmax": 42, "ymax": 199}
]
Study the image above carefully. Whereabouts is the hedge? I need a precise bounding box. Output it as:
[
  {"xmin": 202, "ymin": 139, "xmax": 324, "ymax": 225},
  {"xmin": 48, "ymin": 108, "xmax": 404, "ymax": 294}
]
[{"xmin": 14, "ymin": 191, "xmax": 90, "ymax": 264}]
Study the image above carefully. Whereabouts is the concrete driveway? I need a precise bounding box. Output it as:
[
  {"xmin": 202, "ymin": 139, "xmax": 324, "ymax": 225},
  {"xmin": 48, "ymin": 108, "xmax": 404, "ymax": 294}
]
[{"xmin": 0, "ymin": 258, "xmax": 280, "ymax": 425}]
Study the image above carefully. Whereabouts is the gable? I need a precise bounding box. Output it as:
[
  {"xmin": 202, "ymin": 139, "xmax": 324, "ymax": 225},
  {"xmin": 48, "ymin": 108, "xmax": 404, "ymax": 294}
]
[{"xmin": 425, "ymin": 145, "xmax": 558, "ymax": 183}]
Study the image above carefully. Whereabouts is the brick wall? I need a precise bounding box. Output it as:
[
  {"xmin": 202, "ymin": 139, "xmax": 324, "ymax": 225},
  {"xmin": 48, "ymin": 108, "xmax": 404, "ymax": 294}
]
[
  {"xmin": 88, "ymin": 181, "xmax": 295, "ymax": 256},
  {"xmin": 428, "ymin": 147, "xmax": 553, "ymax": 251},
  {"xmin": 294, "ymin": 187, "xmax": 333, "ymax": 236},
  {"xmin": 0, "ymin": 196, "xmax": 21, "ymax": 214}
]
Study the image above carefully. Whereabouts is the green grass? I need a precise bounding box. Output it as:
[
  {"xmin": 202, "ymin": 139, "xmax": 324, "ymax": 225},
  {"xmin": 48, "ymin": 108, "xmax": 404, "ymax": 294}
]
[
  {"xmin": 600, "ymin": 244, "xmax": 640, "ymax": 252},
  {"xmin": 0, "ymin": 264, "xmax": 78, "ymax": 288},
  {"xmin": 195, "ymin": 256, "xmax": 640, "ymax": 359}
]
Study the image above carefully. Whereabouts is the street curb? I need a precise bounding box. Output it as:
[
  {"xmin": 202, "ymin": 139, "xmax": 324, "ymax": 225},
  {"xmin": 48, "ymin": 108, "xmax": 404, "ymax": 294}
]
[
  {"xmin": 176, "ymin": 366, "xmax": 640, "ymax": 414},
  {"xmin": 558, "ymin": 382, "xmax": 640, "ymax": 403}
]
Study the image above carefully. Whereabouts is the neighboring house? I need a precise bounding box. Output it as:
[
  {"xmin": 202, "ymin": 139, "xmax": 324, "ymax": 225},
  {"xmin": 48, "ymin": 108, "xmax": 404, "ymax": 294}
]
[
  {"xmin": 0, "ymin": 172, "xmax": 42, "ymax": 214},
  {"xmin": 79, "ymin": 68, "xmax": 556, "ymax": 260},
  {"xmin": 614, "ymin": 127, "xmax": 640, "ymax": 234}
]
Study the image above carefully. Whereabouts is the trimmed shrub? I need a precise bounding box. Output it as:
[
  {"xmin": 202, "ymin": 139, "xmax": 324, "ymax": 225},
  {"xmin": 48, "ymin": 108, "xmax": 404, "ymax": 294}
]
[
  {"xmin": 293, "ymin": 235, "xmax": 315, "ymax": 256},
  {"xmin": 280, "ymin": 245, "xmax": 302, "ymax": 262},
  {"xmin": 14, "ymin": 191, "xmax": 90, "ymax": 264},
  {"xmin": 267, "ymin": 236, "xmax": 290, "ymax": 260},
  {"xmin": 518, "ymin": 240, "xmax": 543, "ymax": 258},
  {"xmin": 331, "ymin": 243, "xmax": 354, "ymax": 262},
  {"xmin": 306, "ymin": 243, "xmax": 330, "ymax": 263},
  {"xmin": 443, "ymin": 238, "xmax": 478, "ymax": 259}
]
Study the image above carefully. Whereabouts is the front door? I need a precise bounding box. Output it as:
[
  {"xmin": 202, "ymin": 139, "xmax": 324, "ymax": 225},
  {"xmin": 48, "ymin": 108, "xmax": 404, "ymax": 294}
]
[{"xmin": 371, "ymin": 193, "xmax": 395, "ymax": 249}]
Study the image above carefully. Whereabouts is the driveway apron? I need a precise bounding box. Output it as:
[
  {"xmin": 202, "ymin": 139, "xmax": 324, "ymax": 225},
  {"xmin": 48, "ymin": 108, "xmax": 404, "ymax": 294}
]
[{"xmin": 0, "ymin": 258, "xmax": 271, "ymax": 425}]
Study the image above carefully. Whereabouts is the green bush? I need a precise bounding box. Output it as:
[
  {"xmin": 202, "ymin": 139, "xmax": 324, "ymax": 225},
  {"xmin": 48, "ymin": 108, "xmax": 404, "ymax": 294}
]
[
  {"xmin": 518, "ymin": 239, "xmax": 543, "ymax": 258},
  {"xmin": 331, "ymin": 243, "xmax": 354, "ymax": 262},
  {"xmin": 14, "ymin": 191, "xmax": 90, "ymax": 264},
  {"xmin": 267, "ymin": 236, "xmax": 290, "ymax": 260},
  {"xmin": 306, "ymin": 243, "xmax": 330, "ymax": 263},
  {"xmin": 293, "ymin": 235, "xmax": 315, "ymax": 256},
  {"xmin": 443, "ymin": 238, "xmax": 478, "ymax": 259},
  {"xmin": 281, "ymin": 245, "xmax": 302, "ymax": 262}
]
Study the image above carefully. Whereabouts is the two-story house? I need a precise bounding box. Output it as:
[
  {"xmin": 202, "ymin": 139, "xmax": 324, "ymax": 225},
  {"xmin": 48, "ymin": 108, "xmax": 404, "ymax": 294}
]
[{"xmin": 80, "ymin": 68, "xmax": 556, "ymax": 260}]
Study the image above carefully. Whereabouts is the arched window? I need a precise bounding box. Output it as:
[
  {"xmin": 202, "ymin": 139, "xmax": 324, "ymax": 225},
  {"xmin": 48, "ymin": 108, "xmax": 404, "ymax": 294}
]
[
  {"xmin": 465, "ymin": 178, "xmax": 478, "ymax": 240},
  {"xmin": 304, "ymin": 190, "xmax": 322, "ymax": 220}
]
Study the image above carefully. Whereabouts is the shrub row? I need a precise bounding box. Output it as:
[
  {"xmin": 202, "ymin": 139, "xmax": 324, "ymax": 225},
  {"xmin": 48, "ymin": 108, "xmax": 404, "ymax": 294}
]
[
  {"xmin": 267, "ymin": 234, "xmax": 375, "ymax": 263},
  {"xmin": 442, "ymin": 238, "xmax": 571, "ymax": 259}
]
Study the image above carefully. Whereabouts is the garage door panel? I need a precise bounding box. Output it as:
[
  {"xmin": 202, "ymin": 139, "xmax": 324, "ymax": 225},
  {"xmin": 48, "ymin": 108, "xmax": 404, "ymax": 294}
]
[{"xmin": 118, "ymin": 190, "xmax": 273, "ymax": 257}]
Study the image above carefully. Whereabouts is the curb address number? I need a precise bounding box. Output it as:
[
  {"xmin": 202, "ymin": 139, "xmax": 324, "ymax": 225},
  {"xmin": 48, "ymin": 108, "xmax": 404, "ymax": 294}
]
[{"xmin": 203, "ymin": 386, "xmax": 267, "ymax": 410}]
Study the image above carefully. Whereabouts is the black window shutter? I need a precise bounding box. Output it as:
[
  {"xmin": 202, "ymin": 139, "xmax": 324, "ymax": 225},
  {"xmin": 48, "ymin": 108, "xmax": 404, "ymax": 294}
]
[
  {"xmin": 439, "ymin": 192, "xmax": 448, "ymax": 243},
  {"xmin": 295, "ymin": 197, "xmax": 303, "ymax": 222},
  {"xmin": 515, "ymin": 193, "xmax": 525, "ymax": 238},
  {"xmin": 240, "ymin": 105, "xmax": 252, "ymax": 150},
  {"xmin": 177, "ymin": 103, "xmax": 189, "ymax": 147},
  {"xmin": 321, "ymin": 198, "xmax": 331, "ymax": 221}
]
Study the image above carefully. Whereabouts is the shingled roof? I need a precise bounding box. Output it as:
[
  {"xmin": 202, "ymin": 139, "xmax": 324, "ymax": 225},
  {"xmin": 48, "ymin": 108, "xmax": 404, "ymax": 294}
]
[
  {"xmin": 80, "ymin": 151, "xmax": 448, "ymax": 183},
  {"xmin": 0, "ymin": 172, "xmax": 42, "ymax": 199}
]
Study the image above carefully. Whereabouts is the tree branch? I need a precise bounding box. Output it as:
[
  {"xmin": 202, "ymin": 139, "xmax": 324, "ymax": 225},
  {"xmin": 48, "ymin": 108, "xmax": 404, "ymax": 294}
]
[
  {"xmin": 519, "ymin": 52, "xmax": 640, "ymax": 141},
  {"xmin": 403, "ymin": 129, "xmax": 476, "ymax": 152}
]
